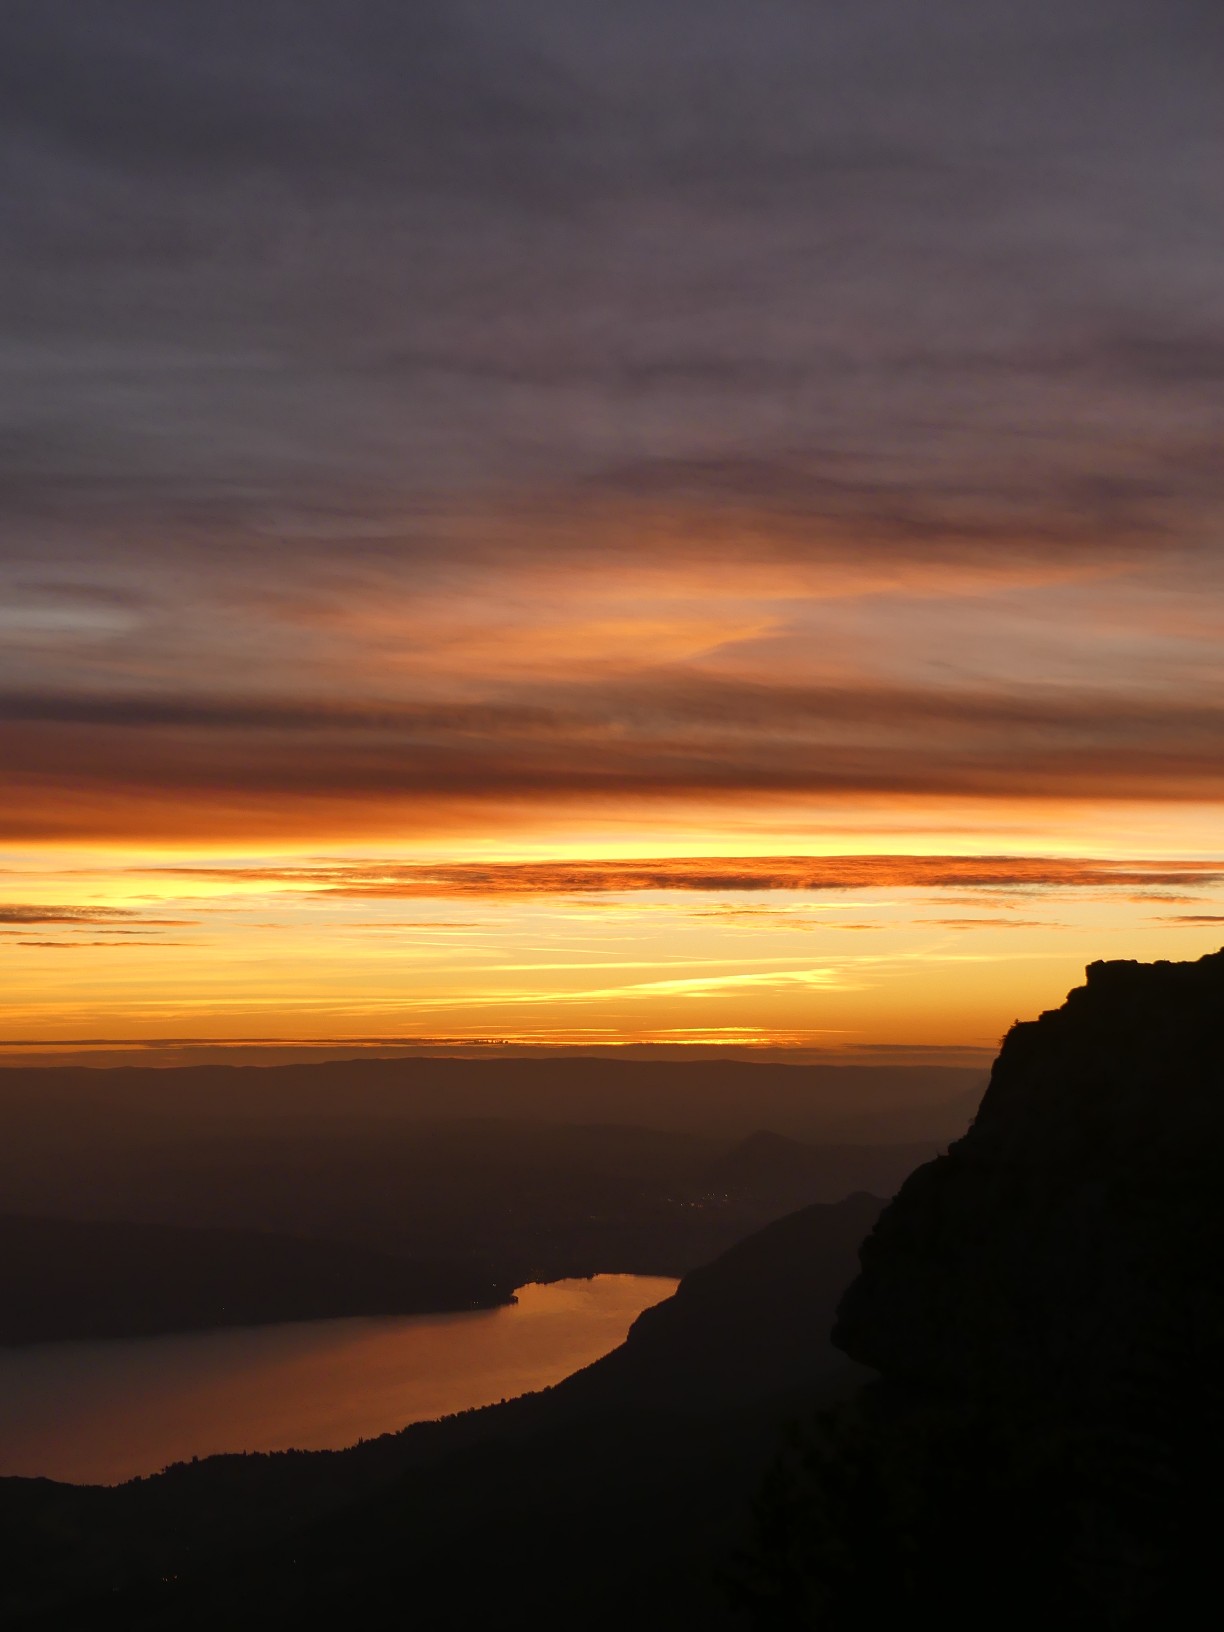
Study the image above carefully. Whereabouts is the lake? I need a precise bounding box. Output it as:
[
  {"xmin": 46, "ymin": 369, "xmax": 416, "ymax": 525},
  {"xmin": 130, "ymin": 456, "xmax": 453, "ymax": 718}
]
[{"xmin": 0, "ymin": 1274, "xmax": 677, "ymax": 1486}]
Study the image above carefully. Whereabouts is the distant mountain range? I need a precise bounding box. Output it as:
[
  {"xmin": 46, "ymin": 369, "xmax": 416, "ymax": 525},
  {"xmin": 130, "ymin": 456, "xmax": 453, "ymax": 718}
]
[
  {"xmin": 0, "ymin": 1056, "xmax": 981, "ymax": 1145},
  {"xmin": 0, "ymin": 1059, "xmax": 961, "ymax": 1337}
]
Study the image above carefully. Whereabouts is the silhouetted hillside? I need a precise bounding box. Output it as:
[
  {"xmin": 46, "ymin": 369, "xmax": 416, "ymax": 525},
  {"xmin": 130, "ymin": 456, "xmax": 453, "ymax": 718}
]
[
  {"xmin": 0, "ymin": 1215, "xmax": 507, "ymax": 1343},
  {"xmin": 0, "ymin": 1195, "xmax": 882, "ymax": 1627},
  {"xmin": 747, "ymin": 950, "xmax": 1224, "ymax": 1628},
  {"xmin": 560, "ymin": 1193, "xmax": 881, "ymax": 1411}
]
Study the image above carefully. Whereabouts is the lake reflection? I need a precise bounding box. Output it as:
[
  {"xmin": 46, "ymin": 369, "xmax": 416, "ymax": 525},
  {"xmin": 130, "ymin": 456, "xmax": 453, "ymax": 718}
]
[{"xmin": 0, "ymin": 1274, "xmax": 676, "ymax": 1486}]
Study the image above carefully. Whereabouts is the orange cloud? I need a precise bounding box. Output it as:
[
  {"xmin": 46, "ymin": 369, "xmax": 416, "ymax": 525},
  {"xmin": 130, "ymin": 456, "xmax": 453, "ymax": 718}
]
[
  {"xmin": 141, "ymin": 855, "xmax": 1224, "ymax": 898},
  {"xmin": 4, "ymin": 673, "xmax": 1224, "ymax": 845}
]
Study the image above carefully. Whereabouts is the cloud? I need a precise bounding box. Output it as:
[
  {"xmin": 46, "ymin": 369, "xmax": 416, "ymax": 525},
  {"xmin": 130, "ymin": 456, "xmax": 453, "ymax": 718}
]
[
  {"xmin": 2, "ymin": 1, "xmax": 1221, "ymax": 540},
  {"xmin": 382, "ymin": 963, "xmax": 853, "ymax": 1011},
  {"xmin": 137, "ymin": 856, "xmax": 1224, "ymax": 900},
  {"xmin": 0, "ymin": 903, "xmax": 137, "ymax": 924},
  {"xmin": 0, "ymin": 1, "xmax": 1221, "ymax": 852},
  {"xmin": 2, "ymin": 670, "xmax": 1224, "ymax": 841},
  {"xmin": 8, "ymin": 938, "xmax": 193, "ymax": 948},
  {"xmin": 0, "ymin": 904, "xmax": 191, "ymax": 927},
  {"xmin": 692, "ymin": 904, "xmax": 880, "ymax": 930},
  {"xmin": 924, "ymin": 918, "xmax": 1058, "ymax": 929}
]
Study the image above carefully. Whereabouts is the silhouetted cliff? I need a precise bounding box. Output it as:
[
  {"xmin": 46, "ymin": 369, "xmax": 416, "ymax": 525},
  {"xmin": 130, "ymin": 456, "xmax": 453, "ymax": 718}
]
[{"xmin": 749, "ymin": 951, "xmax": 1224, "ymax": 1628}]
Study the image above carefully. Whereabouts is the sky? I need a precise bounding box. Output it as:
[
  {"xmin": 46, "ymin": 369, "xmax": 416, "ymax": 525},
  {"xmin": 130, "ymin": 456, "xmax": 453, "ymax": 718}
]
[{"xmin": 2, "ymin": 1, "xmax": 1222, "ymax": 1057}]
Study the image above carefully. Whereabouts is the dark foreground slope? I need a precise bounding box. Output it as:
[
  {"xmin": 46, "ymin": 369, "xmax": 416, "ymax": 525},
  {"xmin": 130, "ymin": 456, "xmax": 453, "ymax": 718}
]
[
  {"xmin": 748, "ymin": 951, "xmax": 1224, "ymax": 1629},
  {"xmin": 0, "ymin": 1194, "xmax": 882, "ymax": 1629}
]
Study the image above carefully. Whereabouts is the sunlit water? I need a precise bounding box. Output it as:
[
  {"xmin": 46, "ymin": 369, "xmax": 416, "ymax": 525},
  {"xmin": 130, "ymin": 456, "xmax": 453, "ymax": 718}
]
[{"xmin": 0, "ymin": 1274, "xmax": 677, "ymax": 1486}]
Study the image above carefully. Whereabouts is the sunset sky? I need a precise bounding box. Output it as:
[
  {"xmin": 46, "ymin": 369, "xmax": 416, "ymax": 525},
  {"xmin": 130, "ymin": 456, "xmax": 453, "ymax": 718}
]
[{"xmin": 2, "ymin": 1, "xmax": 1222, "ymax": 1058}]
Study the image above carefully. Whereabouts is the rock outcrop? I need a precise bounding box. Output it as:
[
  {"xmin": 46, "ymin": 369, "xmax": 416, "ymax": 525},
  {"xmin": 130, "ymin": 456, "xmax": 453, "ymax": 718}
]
[
  {"xmin": 837, "ymin": 950, "xmax": 1224, "ymax": 1401},
  {"xmin": 751, "ymin": 951, "xmax": 1224, "ymax": 1628}
]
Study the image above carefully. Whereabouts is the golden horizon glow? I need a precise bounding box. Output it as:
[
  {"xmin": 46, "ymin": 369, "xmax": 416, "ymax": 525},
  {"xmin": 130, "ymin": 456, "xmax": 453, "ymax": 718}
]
[
  {"xmin": 4, "ymin": 3, "xmax": 1223, "ymax": 1065},
  {"xmin": 4, "ymin": 825, "xmax": 1222, "ymax": 1055}
]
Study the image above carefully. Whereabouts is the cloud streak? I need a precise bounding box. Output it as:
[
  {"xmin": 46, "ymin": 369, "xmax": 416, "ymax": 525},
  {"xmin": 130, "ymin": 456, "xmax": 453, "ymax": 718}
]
[
  {"xmin": 0, "ymin": 2, "xmax": 1221, "ymax": 873},
  {"xmin": 3, "ymin": 667, "xmax": 1224, "ymax": 841},
  {"xmin": 141, "ymin": 856, "xmax": 1224, "ymax": 900},
  {"xmin": 0, "ymin": 904, "xmax": 141, "ymax": 924}
]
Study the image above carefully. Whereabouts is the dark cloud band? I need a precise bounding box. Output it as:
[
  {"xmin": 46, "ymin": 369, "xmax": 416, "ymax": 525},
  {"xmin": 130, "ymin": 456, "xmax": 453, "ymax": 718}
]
[{"xmin": 143, "ymin": 856, "xmax": 1224, "ymax": 898}]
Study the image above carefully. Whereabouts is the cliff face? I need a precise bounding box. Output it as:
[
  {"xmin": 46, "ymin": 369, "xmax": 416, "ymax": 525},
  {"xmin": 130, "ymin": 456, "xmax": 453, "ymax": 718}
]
[
  {"xmin": 802, "ymin": 950, "xmax": 1224, "ymax": 1627},
  {"xmin": 835, "ymin": 950, "xmax": 1224, "ymax": 1398}
]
